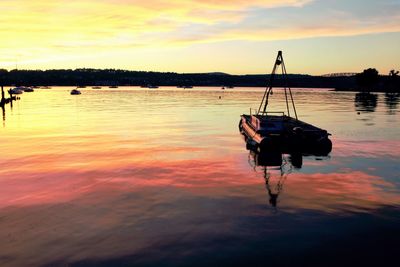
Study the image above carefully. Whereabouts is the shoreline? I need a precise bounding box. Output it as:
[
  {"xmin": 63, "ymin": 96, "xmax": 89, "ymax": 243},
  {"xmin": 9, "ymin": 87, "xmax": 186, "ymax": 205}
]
[{"xmin": 334, "ymin": 88, "xmax": 400, "ymax": 93}]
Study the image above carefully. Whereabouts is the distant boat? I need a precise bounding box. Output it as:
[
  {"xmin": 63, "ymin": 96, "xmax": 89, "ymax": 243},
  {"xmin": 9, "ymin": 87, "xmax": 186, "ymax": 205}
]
[
  {"xmin": 21, "ymin": 86, "xmax": 34, "ymax": 92},
  {"xmin": 109, "ymin": 85, "xmax": 118, "ymax": 88},
  {"xmin": 70, "ymin": 89, "xmax": 81, "ymax": 95},
  {"xmin": 11, "ymin": 86, "xmax": 34, "ymax": 92},
  {"xmin": 147, "ymin": 85, "xmax": 159, "ymax": 89},
  {"xmin": 92, "ymin": 86, "xmax": 101, "ymax": 89},
  {"xmin": 41, "ymin": 86, "xmax": 51, "ymax": 89},
  {"xmin": 77, "ymin": 85, "xmax": 86, "ymax": 88},
  {"xmin": 8, "ymin": 87, "xmax": 24, "ymax": 94},
  {"xmin": 227, "ymin": 86, "xmax": 234, "ymax": 89},
  {"xmin": 184, "ymin": 86, "xmax": 193, "ymax": 89}
]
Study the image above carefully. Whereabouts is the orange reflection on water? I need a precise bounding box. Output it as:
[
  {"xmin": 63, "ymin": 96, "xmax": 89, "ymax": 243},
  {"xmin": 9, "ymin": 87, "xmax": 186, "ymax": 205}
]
[{"xmin": 0, "ymin": 143, "xmax": 211, "ymax": 207}]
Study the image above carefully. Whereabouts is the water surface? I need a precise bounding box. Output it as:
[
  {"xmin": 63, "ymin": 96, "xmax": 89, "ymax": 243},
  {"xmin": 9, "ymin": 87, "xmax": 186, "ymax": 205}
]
[{"xmin": 1, "ymin": 87, "xmax": 399, "ymax": 266}]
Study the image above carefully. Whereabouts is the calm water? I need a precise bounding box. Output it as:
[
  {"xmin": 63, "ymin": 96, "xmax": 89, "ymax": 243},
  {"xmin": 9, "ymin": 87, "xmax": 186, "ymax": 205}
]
[{"xmin": 1, "ymin": 87, "xmax": 399, "ymax": 266}]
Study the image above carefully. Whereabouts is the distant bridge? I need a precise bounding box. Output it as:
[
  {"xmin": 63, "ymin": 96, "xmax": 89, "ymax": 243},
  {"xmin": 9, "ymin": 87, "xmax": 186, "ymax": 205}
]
[{"xmin": 321, "ymin": 73, "xmax": 358, "ymax": 77}]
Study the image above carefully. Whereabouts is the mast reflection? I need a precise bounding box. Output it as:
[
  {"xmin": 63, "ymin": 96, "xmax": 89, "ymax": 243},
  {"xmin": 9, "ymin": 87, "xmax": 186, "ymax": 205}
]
[
  {"xmin": 248, "ymin": 150, "xmax": 298, "ymax": 208},
  {"xmin": 245, "ymin": 139, "xmax": 328, "ymax": 209},
  {"xmin": 1, "ymin": 105, "xmax": 5, "ymax": 127}
]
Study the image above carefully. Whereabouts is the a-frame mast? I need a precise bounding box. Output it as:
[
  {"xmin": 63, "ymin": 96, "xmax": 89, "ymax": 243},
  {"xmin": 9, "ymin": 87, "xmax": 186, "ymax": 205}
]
[{"xmin": 257, "ymin": 51, "xmax": 298, "ymax": 120}]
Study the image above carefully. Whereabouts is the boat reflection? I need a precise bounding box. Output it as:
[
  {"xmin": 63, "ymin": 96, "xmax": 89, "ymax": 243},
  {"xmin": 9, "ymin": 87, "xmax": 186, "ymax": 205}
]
[
  {"xmin": 248, "ymin": 150, "xmax": 299, "ymax": 208},
  {"xmin": 245, "ymin": 140, "xmax": 329, "ymax": 208}
]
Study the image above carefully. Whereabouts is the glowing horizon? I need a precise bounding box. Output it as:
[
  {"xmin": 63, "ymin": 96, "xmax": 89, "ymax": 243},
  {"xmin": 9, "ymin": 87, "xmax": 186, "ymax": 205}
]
[{"xmin": 1, "ymin": 0, "xmax": 399, "ymax": 75}]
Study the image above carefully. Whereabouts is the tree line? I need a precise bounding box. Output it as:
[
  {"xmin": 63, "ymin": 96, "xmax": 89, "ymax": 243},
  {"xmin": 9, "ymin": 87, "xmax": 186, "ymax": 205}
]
[
  {"xmin": 355, "ymin": 68, "xmax": 399, "ymax": 92},
  {"xmin": 0, "ymin": 68, "xmax": 398, "ymax": 91}
]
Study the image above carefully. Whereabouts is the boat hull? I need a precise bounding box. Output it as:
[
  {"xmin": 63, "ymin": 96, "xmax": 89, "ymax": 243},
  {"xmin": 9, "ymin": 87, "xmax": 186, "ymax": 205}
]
[
  {"xmin": 8, "ymin": 89, "xmax": 23, "ymax": 95},
  {"xmin": 70, "ymin": 89, "xmax": 81, "ymax": 95},
  {"xmin": 239, "ymin": 114, "xmax": 332, "ymax": 155}
]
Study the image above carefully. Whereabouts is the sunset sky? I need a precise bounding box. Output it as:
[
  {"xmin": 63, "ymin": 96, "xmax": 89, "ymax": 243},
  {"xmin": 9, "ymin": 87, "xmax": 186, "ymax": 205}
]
[{"xmin": 1, "ymin": 0, "xmax": 399, "ymax": 74}]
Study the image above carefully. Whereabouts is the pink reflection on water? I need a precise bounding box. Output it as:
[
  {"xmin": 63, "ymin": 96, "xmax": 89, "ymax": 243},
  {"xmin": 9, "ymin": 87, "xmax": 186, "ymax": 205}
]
[
  {"xmin": 0, "ymin": 158, "xmax": 398, "ymax": 267},
  {"xmin": 0, "ymin": 143, "xmax": 399, "ymax": 267},
  {"xmin": 1, "ymin": 144, "xmax": 398, "ymax": 212},
  {"xmin": 333, "ymin": 139, "xmax": 400, "ymax": 158},
  {"xmin": 0, "ymin": 145, "xmax": 211, "ymax": 207},
  {"xmin": 280, "ymin": 171, "xmax": 399, "ymax": 212}
]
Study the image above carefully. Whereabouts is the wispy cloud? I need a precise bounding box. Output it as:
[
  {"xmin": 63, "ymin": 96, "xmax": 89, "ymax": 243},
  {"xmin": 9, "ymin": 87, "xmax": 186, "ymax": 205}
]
[{"xmin": 0, "ymin": 0, "xmax": 399, "ymax": 70}]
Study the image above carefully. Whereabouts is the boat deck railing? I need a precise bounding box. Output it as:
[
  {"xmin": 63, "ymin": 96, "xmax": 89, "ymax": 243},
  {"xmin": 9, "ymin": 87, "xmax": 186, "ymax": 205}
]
[
  {"xmin": 259, "ymin": 111, "xmax": 285, "ymax": 117},
  {"xmin": 249, "ymin": 108, "xmax": 285, "ymax": 117}
]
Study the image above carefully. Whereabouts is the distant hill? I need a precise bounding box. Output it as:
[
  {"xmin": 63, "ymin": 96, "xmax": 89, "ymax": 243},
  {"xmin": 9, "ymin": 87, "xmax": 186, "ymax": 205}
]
[{"xmin": 203, "ymin": 72, "xmax": 230, "ymax": 76}]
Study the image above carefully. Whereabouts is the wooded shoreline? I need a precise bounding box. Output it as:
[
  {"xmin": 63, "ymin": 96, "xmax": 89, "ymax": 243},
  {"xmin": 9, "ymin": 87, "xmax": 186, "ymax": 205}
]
[{"xmin": 0, "ymin": 68, "xmax": 398, "ymax": 92}]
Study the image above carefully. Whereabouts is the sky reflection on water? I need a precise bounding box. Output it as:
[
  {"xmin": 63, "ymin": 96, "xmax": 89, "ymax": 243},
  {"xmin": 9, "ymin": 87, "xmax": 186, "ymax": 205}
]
[{"xmin": 0, "ymin": 87, "xmax": 399, "ymax": 266}]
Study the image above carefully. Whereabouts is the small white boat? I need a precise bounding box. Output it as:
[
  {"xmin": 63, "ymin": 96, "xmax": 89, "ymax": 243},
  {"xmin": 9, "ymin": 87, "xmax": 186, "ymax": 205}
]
[
  {"xmin": 8, "ymin": 88, "xmax": 24, "ymax": 94},
  {"xmin": 70, "ymin": 89, "xmax": 81, "ymax": 95},
  {"xmin": 21, "ymin": 86, "xmax": 34, "ymax": 92}
]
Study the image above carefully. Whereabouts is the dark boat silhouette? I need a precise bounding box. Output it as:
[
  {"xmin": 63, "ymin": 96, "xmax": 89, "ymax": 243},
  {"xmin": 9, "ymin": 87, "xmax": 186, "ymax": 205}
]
[
  {"xmin": 239, "ymin": 51, "xmax": 332, "ymax": 155},
  {"xmin": 70, "ymin": 88, "xmax": 81, "ymax": 95},
  {"xmin": 8, "ymin": 87, "xmax": 24, "ymax": 94},
  {"xmin": 21, "ymin": 86, "xmax": 34, "ymax": 92}
]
